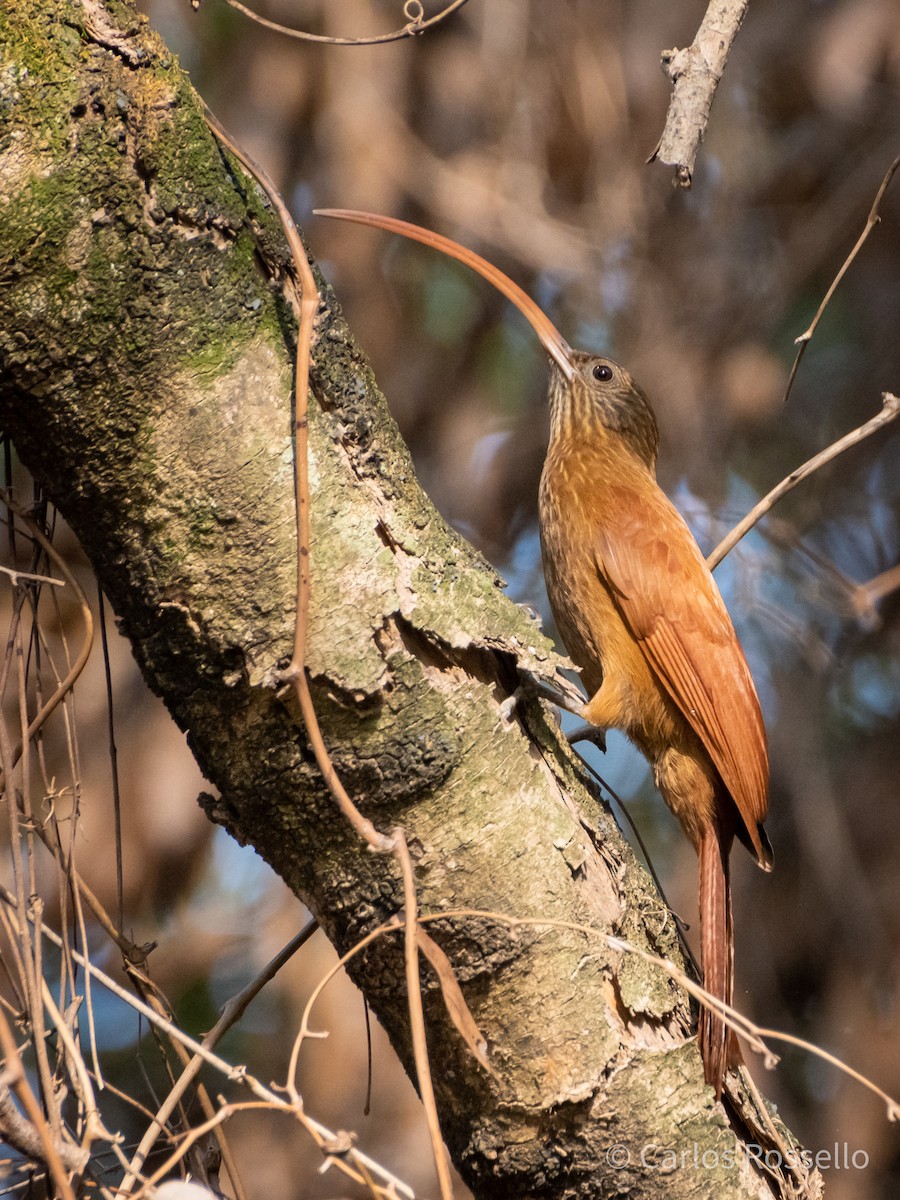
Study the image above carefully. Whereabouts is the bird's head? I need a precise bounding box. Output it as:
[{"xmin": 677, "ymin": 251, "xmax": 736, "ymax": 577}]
[{"xmin": 315, "ymin": 209, "xmax": 658, "ymax": 467}]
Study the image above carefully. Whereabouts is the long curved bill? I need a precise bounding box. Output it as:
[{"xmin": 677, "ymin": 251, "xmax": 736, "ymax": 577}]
[{"xmin": 314, "ymin": 209, "xmax": 576, "ymax": 382}]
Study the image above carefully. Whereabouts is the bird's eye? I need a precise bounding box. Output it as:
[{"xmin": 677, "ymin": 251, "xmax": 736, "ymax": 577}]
[{"xmin": 591, "ymin": 363, "xmax": 613, "ymax": 382}]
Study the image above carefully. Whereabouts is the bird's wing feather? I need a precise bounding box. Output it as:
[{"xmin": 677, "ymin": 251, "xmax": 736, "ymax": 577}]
[{"xmin": 594, "ymin": 482, "xmax": 769, "ymax": 837}]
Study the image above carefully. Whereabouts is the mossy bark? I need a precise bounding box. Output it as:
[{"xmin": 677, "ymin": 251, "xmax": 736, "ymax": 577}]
[{"xmin": 0, "ymin": 3, "xmax": 815, "ymax": 1196}]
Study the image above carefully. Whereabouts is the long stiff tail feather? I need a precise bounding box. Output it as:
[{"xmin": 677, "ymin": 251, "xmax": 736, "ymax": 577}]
[{"xmin": 698, "ymin": 823, "xmax": 740, "ymax": 1097}]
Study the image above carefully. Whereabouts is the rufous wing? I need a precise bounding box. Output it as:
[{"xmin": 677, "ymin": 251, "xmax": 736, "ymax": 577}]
[{"xmin": 594, "ymin": 483, "xmax": 770, "ymax": 866}]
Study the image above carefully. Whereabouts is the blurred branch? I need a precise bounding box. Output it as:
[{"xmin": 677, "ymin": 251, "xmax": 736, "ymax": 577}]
[
  {"xmin": 0, "ymin": 1007, "xmax": 87, "ymax": 1189},
  {"xmin": 397, "ymin": 830, "xmax": 454, "ymax": 1200},
  {"xmin": 376, "ymin": 115, "xmax": 590, "ymax": 272},
  {"xmin": 650, "ymin": 0, "xmax": 749, "ymax": 187},
  {"xmin": 852, "ymin": 563, "xmax": 900, "ymax": 626},
  {"xmin": 208, "ymin": 0, "xmax": 472, "ymax": 46},
  {"xmin": 708, "ymin": 392, "xmax": 900, "ymax": 570},
  {"xmin": 0, "ymin": 564, "xmax": 65, "ymax": 587}
]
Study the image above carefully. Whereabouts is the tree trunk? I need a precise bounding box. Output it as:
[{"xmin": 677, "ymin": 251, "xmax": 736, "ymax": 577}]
[{"xmin": 0, "ymin": 2, "xmax": 815, "ymax": 1195}]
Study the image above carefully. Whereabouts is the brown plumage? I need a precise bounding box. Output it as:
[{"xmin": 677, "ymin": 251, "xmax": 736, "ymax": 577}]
[
  {"xmin": 540, "ymin": 353, "xmax": 771, "ymax": 1094},
  {"xmin": 316, "ymin": 209, "xmax": 773, "ymax": 1097}
]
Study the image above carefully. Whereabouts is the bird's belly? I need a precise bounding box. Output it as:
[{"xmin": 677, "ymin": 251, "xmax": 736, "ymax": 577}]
[
  {"xmin": 544, "ymin": 555, "xmax": 623, "ymax": 691},
  {"xmin": 543, "ymin": 547, "xmax": 671, "ymax": 737}
]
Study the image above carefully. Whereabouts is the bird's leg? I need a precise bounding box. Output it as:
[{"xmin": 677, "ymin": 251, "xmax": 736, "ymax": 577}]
[
  {"xmin": 502, "ymin": 672, "xmax": 607, "ymax": 750},
  {"xmin": 500, "ymin": 671, "xmax": 585, "ymax": 723}
]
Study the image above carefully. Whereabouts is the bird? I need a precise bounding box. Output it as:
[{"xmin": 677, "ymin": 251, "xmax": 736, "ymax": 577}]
[{"xmin": 315, "ymin": 208, "xmax": 773, "ymax": 1097}]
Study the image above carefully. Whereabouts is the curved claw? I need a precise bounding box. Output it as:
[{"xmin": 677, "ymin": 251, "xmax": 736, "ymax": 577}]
[{"xmin": 566, "ymin": 723, "xmax": 607, "ymax": 752}]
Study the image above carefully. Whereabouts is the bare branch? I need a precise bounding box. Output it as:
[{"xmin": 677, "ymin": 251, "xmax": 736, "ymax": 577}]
[
  {"xmin": 0, "ymin": 564, "xmax": 65, "ymax": 588},
  {"xmin": 783, "ymin": 156, "xmax": 900, "ymax": 406},
  {"xmin": 650, "ymin": 0, "xmax": 749, "ymax": 187},
  {"xmin": 0, "ymin": 884, "xmax": 417, "ymax": 1200},
  {"xmin": 708, "ymin": 393, "xmax": 900, "ymax": 570},
  {"xmin": 0, "ymin": 493, "xmax": 94, "ymax": 791},
  {"xmin": 853, "ymin": 562, "xmax": 900, "ymax": 620}
]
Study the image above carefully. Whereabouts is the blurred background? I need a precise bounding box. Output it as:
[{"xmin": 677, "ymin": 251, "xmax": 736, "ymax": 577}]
[{"xmin": 5, "ymin": 0, "xmax": 900, "ymax": 1196}]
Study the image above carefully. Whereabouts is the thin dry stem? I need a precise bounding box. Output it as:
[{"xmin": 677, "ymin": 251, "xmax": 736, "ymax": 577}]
[
  {"xmin": 132, "ymin": 1101, "xmax": 267, "ymax": 1197},
  {"xmin": 0, "ymin": 1006, "xmax": 83, "ymax": 1194},
  {"xmin": 0, "ymin": 624, "xmax": 61, "ymax": 1141},
  {"xmin": 429, "ymin": 909, "xmax": 900, "ymax": 1120},
  {"xmin": 0, "ymin": 565, "xmax": 65, "ymax": 587},
  {"xmin": 201, "ymin": 105, "xmax": 393, "ymax": 854},
  {"xmin": 708, "ymin": 393, "xmax": 900, "ymax": 569},
  {"xmin": 284, "ymin": 897, "xmax": 900, "ymax": 1121},
  {"xmin": 120, "ymin": 918, "xmax": 317, "ymax": 1189},
  {"xmin": 38, "ymin": 977, "xmax": 107, "ymax": 1148},
  {"xmin": 134, "ymin": 1098, "xmax": 403, "ymax": 1200},
  {"xmin": 204, "ymin": 101, "xmax": 445, "ymax": 1194},
  {"xmin": 782, "ymin": 156, "xmax": 900, "ymax": 407},
  {"xmin": 288, "ymin": 921, "xmax": 396, "ymax": 1101},
  {"xmin": 215, "ymin": 0, "xmax": 471, "ymax": 46},
  {"xmin": 397, "ymin": 830, "xmax": 454, "ymax": 1200},
  {"xmin": 8, "ymin": 875, "xmax": 900, "ymax": 1193},
  {"xmin": 0, "ymin": 494, "xmax": 94, "ymax": 790},
  {"xmin": 0, "ymin": 885, "xmax": 416, "ymax": 1199}
]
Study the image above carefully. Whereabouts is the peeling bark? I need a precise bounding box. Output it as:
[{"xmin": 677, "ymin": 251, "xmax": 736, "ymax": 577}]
[{"xmin": 0, "ymin": 2, "xmax": 816, "ymax": 1196}]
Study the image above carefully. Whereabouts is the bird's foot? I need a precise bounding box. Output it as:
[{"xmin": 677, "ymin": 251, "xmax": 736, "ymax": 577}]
[
  {"xmin": 501, "ymin": 671, "xmax": 586, "ymax": 724},
  {"xmin": 516, "ymin": 601, "xmax": 544, "ymax": 628},
  {"xmin": 500, "ymin": 686, "xmax": 560, "ymax": 728}
]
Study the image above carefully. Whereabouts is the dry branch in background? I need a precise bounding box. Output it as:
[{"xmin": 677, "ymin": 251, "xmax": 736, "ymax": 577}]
[
  {"xmin": 708, "ymin": 393, "xmax": 900, "ymax": 570},
  {"xmin": 651, "ymin": 0, "xmax": 750, "ymax": 186}
]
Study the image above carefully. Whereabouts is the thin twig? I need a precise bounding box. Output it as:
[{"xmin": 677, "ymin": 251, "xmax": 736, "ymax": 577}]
[
  {"xmin": 119, "ymin": 918, "xmax": 318, "ymax": 1189},
  {"xmin": 131, "ymin": 1101, "xmax": 269, "ymax": 1198},
  {"xmin": 37, "ymin": 976, "xmax": 107, "ymax": 1148},
  {"xmin": 0, "ymin": 1007, "xmax": 83, "ymax": 1195},
  {"xmin": 283, "ymin": 897, "xmax": 900, "ymax": 1123},
  {"xmin": 96, "ymin": 581, "xmax": 125, "ymax": 934},
  {"xmin": 396, "ymin": 831, "xmax": 453, "ymax": 1200},
  {"xmin": 214, "ymin": 0, "xmax": 471, "ymax": 46},
  {"xmin": 0, "ymin": 494, "xmax": 94, "ymax": 790},
  {"xmin": 0, "ymin": 622, "xmax": 62, "ymax": 1143},
  {"xmin": 782, "ymin": 156, "xmax": 900, "ymax": 407},
  {"xmin": 708, "ymin": 393, "xmax": 900, "ymax": 570},
  {"xmin": 204, "ymin": 105, "xmax": 453, "ymax": 1195},
  {"xmin": 0, "ymin": 565, "xmax": 65, "ymax": 588},
  {"xmin": 422, "ymin": 910, "xmax": 900, "ymax": 1120},
  {"xmin": 0, "ymin": 884, "xmax": 416, "ymax": 1199},
  {"xmin": 200, "ymin": 104, "xmax": 392, "ymax": 854}
]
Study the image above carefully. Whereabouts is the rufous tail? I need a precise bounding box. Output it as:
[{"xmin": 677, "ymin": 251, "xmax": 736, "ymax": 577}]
[{"xmin": 698, "ymin": 823, "xmax": 741, "ymax": 1097}]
